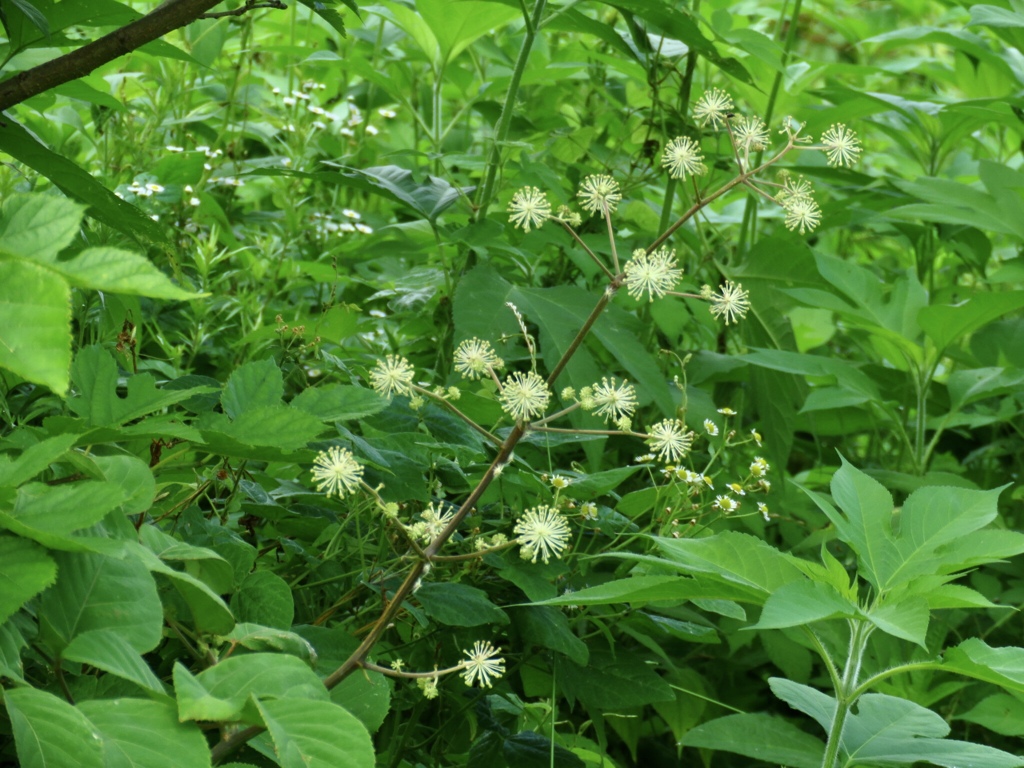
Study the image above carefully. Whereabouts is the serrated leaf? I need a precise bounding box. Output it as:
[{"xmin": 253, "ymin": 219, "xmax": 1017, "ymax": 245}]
[
  {"xmin": 221, "ymin": 358, "xmax": 284, "ymax": 419},
  {"xmin": 62, "ymin": 629, "xmax": 165, "ymax": 694},
  {"xmin": 0, "ymin": 194, "xmax": 82, "ymax": 261},
  {"xmin": 54, "ymin": 247, "xmax": 199, "ymax": 299},
  {"xmin": 257, "ymin": 698, "xmax": 375, "ymax": 768},
  {"xmin": 291, "ymin": 384, "xmax": 387, "ymax": 421},
  {"xmin": 230, "ymin": 570, "xmax": 295, "ymax": 629},
  {"xmin": 416, "ymin": 582, "xmax": 509, "ymax": 627},
  {"xmin": 225, "ymin": 404, "xmax": 326, "ymax": 450},
  {"xmin": 0, "ymin": 259, "xmax": 72, "ymax": 395},
  {"xmin": 78, "ymin": 698, "xmax": 211, "ymax": 768},
  {"xmin": 0, "ymin": 534, "xmax": 57, "ymax": 624},
  {"xmin": 0, "ymin": 480, "xmax": 125, "ymax": 547},
  {"xmin": 5, "ymin": 687, "xmax": 105, "ymax": 768}
]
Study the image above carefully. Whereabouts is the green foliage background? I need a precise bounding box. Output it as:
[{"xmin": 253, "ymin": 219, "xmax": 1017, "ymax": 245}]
[{"xmin": 1, "ymin": 0, "xmax": 1024, "ymax": 766}]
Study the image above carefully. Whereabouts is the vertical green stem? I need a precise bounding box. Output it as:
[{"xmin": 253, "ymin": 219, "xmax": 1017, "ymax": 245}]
[
  {"xmin": 821, "ymin": 620, "xmax": 871, "ymax": 768},
  {"xmin": 474, "ymin": 0, "xmax": 548, "ymax": 222}
]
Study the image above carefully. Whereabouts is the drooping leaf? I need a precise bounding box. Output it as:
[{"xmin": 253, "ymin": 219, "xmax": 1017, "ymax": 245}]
[
  {"xmin": 4, "ymin": 687, "xmax": 105, "ymax": 768},
  {"xmin": 256, "ymin": 698, "xmax": 375, "ymax": 768},
  {"xmin": 62, "ymin": 629, "xmax": 165, "ymax": 694},
  {"xmin": 0, "ymin": 534, "xmax": 57, "ymax": 624},
  {"xmin": 416, "ymin": 581, "xmax": 509, "ymax": 627},
  {"xmin": 78, "ymin": 698, "xmax": 211, "ymax": 768}
]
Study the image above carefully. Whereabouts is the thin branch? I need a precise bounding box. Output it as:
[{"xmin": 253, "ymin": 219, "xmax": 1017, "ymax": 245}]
[
  {"xmin": 200, "ymin": 0, "xmax": 286, "ymax": 18},
  {"xmin": 0, "ymin": 0, "xmax": 224, "ymax": 113}
]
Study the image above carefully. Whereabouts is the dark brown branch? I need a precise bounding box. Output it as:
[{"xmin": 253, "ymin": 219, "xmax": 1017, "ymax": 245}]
[
  {"xmin": 200, "ymin": 0, "xmax": 286, "ymax": 19},
  {"xmin": 0, "ymin": 0, "xmax": 224, "ymax": 112}
]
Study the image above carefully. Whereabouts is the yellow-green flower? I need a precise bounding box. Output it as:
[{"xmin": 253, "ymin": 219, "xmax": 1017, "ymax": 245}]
[
  {"xmin": 499, "ymin": 371, "xmax": 550, "ymax": 422},
  {"xmin": 514, "ymin": 505, "xmax": 571, "ymax": 564},
  {"xmin": 369, "ymin": 355, "xmax": 415, "ymax": 399},
  {"xmin": 577, "ymin": 174, "xmax": 622, "ymax": 216},
  {"xmin": 507, "ymin": 186, "xmax": 551, "ymax": 232},
  {"xmin": 460, "ymin": 641, "xmax": 505, "ymax": 688},
  {"xmin": 311, "ymin": 446, "xmax": 364, "ymax": 498}
]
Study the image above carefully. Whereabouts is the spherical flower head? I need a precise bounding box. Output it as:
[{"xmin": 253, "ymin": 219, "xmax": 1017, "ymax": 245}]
[
  {"xmin": 311, "ymin": 446, "xmax": 365, "ymax": 498},
  {"xmin": 507, "ymin": 186, "xmax": 551, "ymax": 233},
  {"xmin": 820, "ymin": 123, "xmax": 862, "ymax": 167},
  {"xmin": 624, "ymin": 247, "xmax": 683, "ymax": 302},
  {"xmin": 731, "ymin": 115, "xmax": 770, "ymax": 152},
  {"xmin": 708, "ymin": 280, "xmax": 751, "ymax": 325},
  {"xmin": 418, "ymin": 502, "xmax": 456, "ymax": 543},
  {"xmin": 460, "ymin": 641, "xmax": 506, "ymax": 688},
  {"xmin": 577, "ymin": 174, "xmax": 622, "ymax": 216},
  {"xmin": 589, "ymin": 377, "xmax": 638, "ymax": 423},
  {"xmin": 777, "ymin": 174, "xmax": 814, "ymax": 205},
  {"xmin": 454, "ymin": 337, "xmax": 504, "ymax": 380},
  {"xmin": 370, "ymin": 354, "xmax": 415, "ymax": 399},
  {"xmin": 661, "ymin": 136, "xmax": 706, "ymax": 180},
  {"xmin": 693, "ymin": 88, "xmax": 734, "ymax": 129},
  {"xmin": 499, "ymin": 371, "xmax": 551, "ymax": 422},
  {"xmin": 784, "ymin": 196, "xmax": 822, "ymax": 235},
  {"xmin": 515, "ymin": 505, "xmax": 571, "ymax": 564},
  {"xmin": 646, "ymin": 419, "xmax": 694, "ymax": 463}
]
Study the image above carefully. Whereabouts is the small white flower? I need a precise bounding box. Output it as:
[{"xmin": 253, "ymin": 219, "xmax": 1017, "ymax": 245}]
[
  {"xmin": 731, "ymin": 115, "xmax": 770, "ymax": 152},
  {"xmin": 453, "ymin": 338, "xmax": 503, "ymax": 380},
  {"xmin": 577, "ymin": 174, "xmax": 622, "ymax": 216},
  {"xmin": 750, "ymin": 457, "xmax": 770, "ymax": 477},
  {"xmin": 460, "ymin": 641, "xmax": 505, "ymax": 688},
  {"xmin": 550, "ymin": 475, "xmax": 572, "ymax": 490},
  {"xmin": 499, "ymin": 371, "xmax": 550, "ymax": 422},
  {"xmin": 507, "ymin": 186, "xmax": 551, "ymax": 233},
  {"xmin": 580, "ymin": 502, "xmax": 598, "ymax": 520},
  {"xmin": 758, "ymin": 502, "xmax": 770, "ymax": 521},
  {"xmin": 311, "ymin": 446, "xmax": 365, "ymax": 498},
  {"xmin": 713, "ymin": 495, "xmax": 739, "ymax": 513},
  {"xmin": 514, "ymin": 506, "xmax": 571, "ymax": 564},
  {"xmin": 693, "ymin": 88, "xmax": 734, "ymax": 129},
  {"xmin": 661, "ymin": 136, "xmax": 706, "ymax": 179},
  {"xmin": 646, "ymin": 419, "xmax": 693, "ymax": 463},
  {"xmin": 589, "ymin": 377, "xmax": 638, "ymax": 423},
  {"xmin": 624, "ymin": 247, "xmax": 683, "ymax": 302},
  {"xmin": 417, "ymin": 502, "xmax": 456, "ymax": 543},
  {"xmin": 708, "ymin": 281, "xmax": 751, "ymax": 325},
  {"xmin": 355, "ymin": 223, "xmax": 374, "ymax": 234},
  {"xmin": 369, "ymin": 355, "xmax": 415, "ymax": 399},
  {"xmin": 784, "ymin": 196, "xmax": 822, "ymax": 234},
  {"xmin": 703, "ymin": 419, "xmax": 719, "ymax": 436},
  {"xmin": 820, "ymin": 123, "xmax": 862, "ymax": 167}
]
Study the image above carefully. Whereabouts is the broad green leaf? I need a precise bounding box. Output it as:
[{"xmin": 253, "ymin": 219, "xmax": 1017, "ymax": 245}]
[
  {"xmin": 650, "ymin": 531, "xmax": 806, "ymax": 601},
  {"xmin": 220, "ymin": 623, "xmax": 317, "ymax": 665},
  {"xmin": 62, "ymin": 629, "xmax": 165, "ymax": 694},
  {"xmin": 509, "ymin": 606, "xmax": 588, "ymax": 665},
  {"xmin": 223, "ymin": 404, "xmax": 326, "ymax": 450},
  {"xmin": 0, "ymin": 432, "xmax": 79, "ymax": 488},
  {"xmin": 230, "ymin": 570, "xmax": 295, "ymax": 630},
  {"xmin": 416, "ymin": 0, "xmax": 519, "ymax": 63},
  {"xmin": 4, "ymin": 687, "xmax": 105, "ymax": 768},
  {"xmin": 177, "ymin": 653, "xmax": 327, "ymax": 724},
  {"xmin": 919, "ymin": 290, "xmax": 1024, "ymax": 351},
  {"xmin": 503, "ymin": 730, "xmax": 585, "ymax": 768},
  {"xmin": 526, "ymin": 575, "xmax": 712, "ymax": 607},
  {"xmin": 0, "ymin": 194, "xmax": 82, "ymax": 261},
  {"xmin": 866, "ymin": 596, "xmax": 930, "ymax": 647},
  {"xmin": 742, "ymin": 348, "xmax": 881, "ymax": 402},
  {"xmin": 54, "ymin": 247, "xmax": 199, "ymax": 300},
  {"xmin": 78, "ymin": 698, "xmax": 211, "ymax": 768},
  {"xmin": 558, "ymin": 650, "xmax": 674, "ymax": 709},
  {"xmin": 0, "ymin": 480, "xmax": 125, "ymax": 547},
  {"xmin": 131, "ymin": 543, "xmax": 235, "ymax": 635},
  {"xmin": 139, "ymin": 525, "xmax": 233, "ymax": 593},
  {"xmin": 416, "ymin": 581, "xmax": 509, "ymax": 626},
  {"xmin": 257, "ymin": 698, "xmax": 375, "ymax": 768},
  {"xmin": 752, "ymin": 580, "xmax": 859, "ymax": 630},
  {"xmin": 0, "ymin": 618, "xmax": 29, "ymax": 682},
  {"xmin": 943, "ymin": 638, "xmax": 1024, "ymax": 694},
  {"xmin": 221, "ymin": 358, "xmax": 284, "ymax": 419},
  {"xmin": 69, "ymin": 345, "xmax": 214, "ymax": 427},
  {"xmin": 769, "ymin": 678, "xmax": 837, "ymax": 732},
  {"xmin": 679, "ymin": 712, "xmax": 824, "ymax": 768},
  {"xmin": 0, "ymin": 120, "xmax": 166, "ymax": 244},
  {"xmin": 0, "ymin": 259, "xmax": 72, "ymax": 395},
  {"xmin": 0, "ymin": 535, "xmax": 57, "ymax": 624},
  {"xmin": 947, "ymin": 367, "xmax": 1024, "ymax": 410},
  {"xmin": 291, "ymin": 384, "xmax": 387, "ymax": 422},
  {"xmin": 956, "ymin": 694, "xmax": 1024, "ymax": 736},
  {"xmin": 38, "ymin": 550, "xmax": 163, "ymax": 654},
  {"xmin": 92, "ymin": 455, "xmax": 155, "ymax": 518}
]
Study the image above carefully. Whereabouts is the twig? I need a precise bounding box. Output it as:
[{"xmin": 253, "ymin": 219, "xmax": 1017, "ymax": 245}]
[{"xmin": 200, "ymin": 0, "xmax": 287, "ymax": 19}]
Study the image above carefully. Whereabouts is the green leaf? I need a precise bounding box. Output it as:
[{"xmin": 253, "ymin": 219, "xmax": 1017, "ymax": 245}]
[
  {"xmin": 558, "ymin": 650, "xmax": 674, "ymax": 709},
  {"xmin": 131, "ymin": 543, "xmax": 235, "ymax": 635},
  {"xmin": 221, "ymin": 623, "xmax": 317, "ymax": 665},
  {"xmin": 650, "ymin": 531, "xmax": 806, "ymax": 602},
  {"xmin": 222, "ymin": 404, "xmax": 326, "ymax": 450},
  {"xmin": 769, "ymin": 678, "xmax": 836, "ymax": 731},
  {"xmin": 956, "ymin": 694, "xmax": 1024, "ymax": 736},
  {"xmin": 0, "ymin": 259, "xmax": 72, "ymax": 395},
  {"xmin": 504, "ymin": 730, "xmax": 585, "ymax": 768},
  {"xmin": 176, "ymin": 652, "xmax": 327, "ymax": 724},
  {"xmin": 221, "ymin": 358, "xmax": 284, "ymax": 419},
  {"xmin": 0, "ymin": 432, "xmax": 79, "ymax": 488},
  {"xmin": 257, "ymin": 698, "xmax": 375, "ymax": 768},
  {"xmin": 69, "ymin": 345, "xmax": 215, "ymax": 427},
  {"xmin": 0, "ymin": 479, "xmax": 125, "ymax": 548},
  {"xmin": 527, "ymin": 575, "xmax": 712, "ymax": 607},
  {"xmin": 230, "ymin": 570, "xmax": 295, "ymax": 630},
  {"xmin": 947, "ymin": 367, "xmax": 1024, "ymax": 410},
  {"xmin": 415, "ymin": 0, "xmax": 519, "ymax": 63},
  {"xmin": 0, "ymin": 121, "xmax": 166, "ymax": 244},
  {"xmin": 919, "ymin": 290, "xmax": 1024, "ymax": 352},
  {"xmin": 53, "ymin": 247, "xmax": 199, "ymax": 299},
  {"xmin": 38, "ymin": 550, "xmax": 163, "ymax": 654},
  {"xmin": 509, "ymin": 606, "xmax": 588, "ymax": 665},
  {"xmin": 0, "ymin": 534, "xmax": 57, "ymax": 624},
  {"xmin": 866, "ymin": 596, "xmax": 930, "ymax": 647},
  {"xmin": 0, "ymin": 194, "xmax": 82, "ymax": 261},
  {"xmin": 943, "ymin": 638, "xmax": 1024, "ymax": 694},
  {"xmin": 78, "ymin": 698, "xmax": 211, "ymax": 768},
  {"xmin": 292, "ymin": 384, "xmax": 387, "ymax": 422},
  {"xmin": 680, "ymin": 712, "xmax": 823, "ymax": 767},
  {"xmin": 416, "ymin": 582, "xmax": 509, "ymax": 627},
  {"xmin": 62, "ymin": 629, "xmax": 165, "ymax": 694},
  {"xmin": 752, "ymin": 580, "xmax": 859, "ymax": 630},
  {"xmin": 4, "ymin": 687, "xmax": 105, "ymax": 768}
]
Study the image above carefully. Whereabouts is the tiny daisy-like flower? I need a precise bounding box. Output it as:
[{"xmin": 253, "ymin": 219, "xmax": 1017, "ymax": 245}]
[
  {"xmin": 758, "ymin": 502, "xmax": 770, "ymax": 521},
  {"xmin": 624, "ymin": 247, "xmax": 683, "ymax": 302},
  {"xmin": 499, "ymin": 371, "xmax": 551, "ymax": 422},
  {"xmin": 751, "ymin": 429, "xmax": 763, "ymax": 446},
  {"xmin": 369, "ymin": 355, "xmax": 415, "ymax": 399},
  {"xmin": 703, "ymin": 419, "xmax": 720, "ymax": 436},
  {"xmin": 454, "ymin": 338, "xmax": 504, "ymax": 380},
  {"xmin": 514, "ymin": 505, "xmax": 572, "ymax": 564},
  {"xmin": 577, "ymin": 174, "xmax": 622, "ymax": 216},
  {"xmin": 693, "ymin": 88, "xmax": 734, "ymax": 129},
  {"xmin": 731, "ymin": 115, "xmax": 770, "ymax": 152},
  {"xmin": 717, "ymin": 407, "xmax": 736, "ymax": 416},
  {"xmin": 646, "ymin": 419, "xmax": 694, "ymax": 463},
  {"xmin": 507, "ymin": 186, "xmax": 551, "ymax": 233},
  {"xmin": 727, "ymin": 482, "xmax": 746, "ymax": 496},
  {"xmin": 708, "ymin": 281, "xmax": 751, "ymax": 325},
  {"xmin": 820, "ymin": 123, "xmax": 862, "ymax": 167},
  {"xmin": 311, "ymin": 446, "xmax": 365, "ymax": 498},
  {"xmin": 784, "ymin": 197, "xmax": 822, "ymax": 235},
  {"xmin": 750, "ymin": 457, "xmax": 770, "ymax": 477},
  {"xmin": 390, "ymin": 659, "xmax": 405, "ymax": 671},
  {"xmin": 580, "ymin": 502, "xmax": 598, "ymax": 520},
  {"xmin": 682, "ymin": 469, "xmax": 703, "ymax": 484},
  {"xmin": 551, "ymin": 475, "xmax": 572, "ymax": 490},
  {"xmin": 713, "ymin": 495, "xmax": 739, "ymax": 513},
  {"xmin": 460, "ymin": 641, "xmax": 506, "ymax": 688},
  {"xmin": 590, "ymin": 377, "xmax": 638, "ymax": 423},
  {"xmin": 635, "ymin": 453, "xmax": 656, "ymax": 463},
  {"xmin": 661, "ymin": 136, "xmax": 706, "ymax": 179},
  {"xmin": 418, "ymin": 502, "xmax": 456, "ymax": 543}
]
